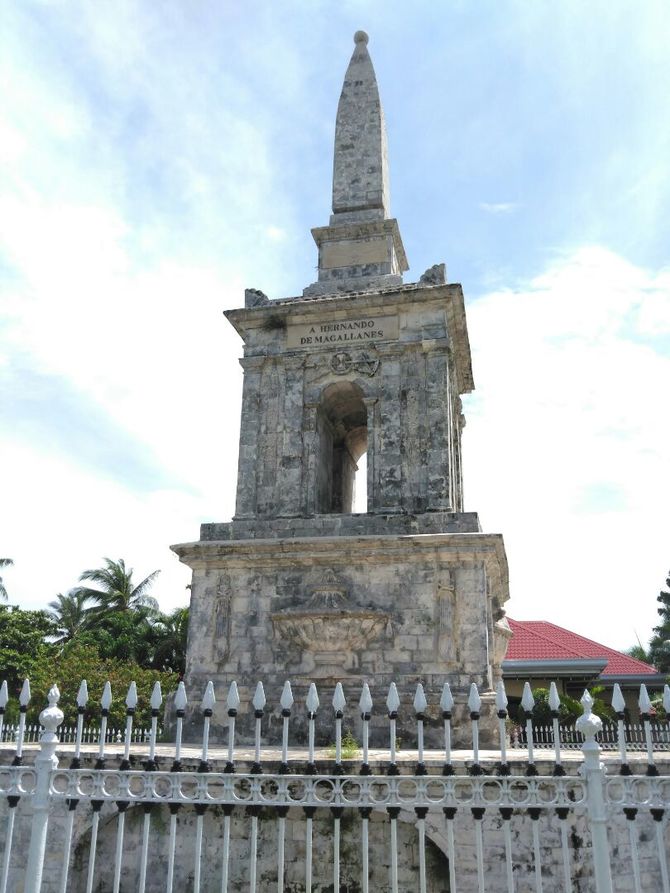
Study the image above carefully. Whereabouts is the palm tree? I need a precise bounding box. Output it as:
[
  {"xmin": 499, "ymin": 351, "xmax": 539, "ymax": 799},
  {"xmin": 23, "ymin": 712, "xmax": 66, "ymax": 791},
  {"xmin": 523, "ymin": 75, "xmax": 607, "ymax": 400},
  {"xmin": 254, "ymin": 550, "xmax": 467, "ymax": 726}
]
[
  {"xmin": 47, "ymin": 590, "xmax": 95, "ymax": 644},
  {"xmin": 0, "ymin": 558, "xmax": 13, "ymax": 601},
  {"xmin": 152, "ymin": 606, "xmax": 189, "ymax": 674},
  {"xmin": 78, "ymin": 558, "xmax": 160, "ymax": 615}
]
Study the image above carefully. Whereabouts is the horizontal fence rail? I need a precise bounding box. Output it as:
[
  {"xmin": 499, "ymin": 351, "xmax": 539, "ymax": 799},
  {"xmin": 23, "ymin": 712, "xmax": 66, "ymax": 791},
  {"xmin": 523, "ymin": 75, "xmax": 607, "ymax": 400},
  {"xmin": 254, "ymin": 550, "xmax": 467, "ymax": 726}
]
[{"xmin": 0, "ymin": 676, "xmax": 668, "ymax": 893}]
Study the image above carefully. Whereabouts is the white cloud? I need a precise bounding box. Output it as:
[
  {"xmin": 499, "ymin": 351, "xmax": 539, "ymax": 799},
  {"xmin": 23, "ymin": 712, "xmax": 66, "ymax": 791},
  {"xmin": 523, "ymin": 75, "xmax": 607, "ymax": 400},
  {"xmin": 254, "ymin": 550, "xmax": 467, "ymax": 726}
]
[
  {"xmin": 266, "ymin": 225, "xmax": 287, "ymax": 242},
  {"xmin": 479, "ymin": 202, "xmax": 519, "ymax": 215},
  {"xmin": 464, "ymin": 246, "xmax": 670, "ymax": 650},
  {"xmin": 0, "ymin": 441, "xmax": 194, "ymax": 612}
]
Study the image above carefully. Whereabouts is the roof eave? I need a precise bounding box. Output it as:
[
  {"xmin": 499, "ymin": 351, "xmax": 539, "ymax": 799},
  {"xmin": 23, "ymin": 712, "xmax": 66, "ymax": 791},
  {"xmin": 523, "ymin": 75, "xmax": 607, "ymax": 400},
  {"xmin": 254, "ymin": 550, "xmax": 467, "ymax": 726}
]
[
  {"xmin": 502, "ymin": 658, "xmax": 608, "ymax": 678},
  {"xmin": 598, "ymin": 673, "xmax": 667, "ymax": 687}
]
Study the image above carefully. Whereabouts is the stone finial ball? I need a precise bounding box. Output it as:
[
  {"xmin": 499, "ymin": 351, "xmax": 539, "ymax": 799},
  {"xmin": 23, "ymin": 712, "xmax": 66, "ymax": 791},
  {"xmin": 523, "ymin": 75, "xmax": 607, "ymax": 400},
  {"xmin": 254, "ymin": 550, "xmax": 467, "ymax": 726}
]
[{"xmin": 354, "ymin": 30, "xmax": 369, "ymax": 45}]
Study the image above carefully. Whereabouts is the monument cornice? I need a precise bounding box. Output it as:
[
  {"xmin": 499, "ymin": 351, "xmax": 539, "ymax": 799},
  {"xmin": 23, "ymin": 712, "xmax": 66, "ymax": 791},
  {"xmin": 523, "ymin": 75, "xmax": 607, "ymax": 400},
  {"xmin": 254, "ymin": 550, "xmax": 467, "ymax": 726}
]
[
  {"xmin": 172, "ymin": 531, "xmax": 508, "ymax": 584},
  {"xmin": 224, "ymin": 282, "xmax": 474, "ymax": 393}
]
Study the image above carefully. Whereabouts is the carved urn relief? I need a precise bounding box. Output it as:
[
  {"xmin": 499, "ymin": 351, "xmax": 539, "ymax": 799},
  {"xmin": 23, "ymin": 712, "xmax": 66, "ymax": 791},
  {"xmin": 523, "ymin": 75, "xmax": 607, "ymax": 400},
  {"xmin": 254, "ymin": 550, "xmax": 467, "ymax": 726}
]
[{"xmin": 270, "ymin": 570, "xmax": 390, "ymax": 676}]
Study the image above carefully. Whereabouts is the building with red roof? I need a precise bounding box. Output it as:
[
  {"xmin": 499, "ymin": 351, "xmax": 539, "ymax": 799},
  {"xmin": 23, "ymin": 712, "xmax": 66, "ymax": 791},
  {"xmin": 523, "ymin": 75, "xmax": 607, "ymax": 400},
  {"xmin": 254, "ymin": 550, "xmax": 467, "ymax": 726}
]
[{"xmin": 502, "ymin": 618, "xmax": 665, "ymax": 716}]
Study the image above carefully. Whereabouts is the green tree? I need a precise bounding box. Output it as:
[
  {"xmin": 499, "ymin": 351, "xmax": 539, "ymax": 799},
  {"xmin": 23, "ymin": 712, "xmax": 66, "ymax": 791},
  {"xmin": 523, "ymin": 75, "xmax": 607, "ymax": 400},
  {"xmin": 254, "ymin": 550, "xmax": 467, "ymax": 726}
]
[
  {"xmin": 47, "ymin": 590, "xmax": 96, "ymax": 644},
  {"xmin": 510, "ymin": 685, "xmax": 615, "ymax": 725},
  {"xmin": 28, "ymin": 641, "xmax": 178, "ymax": 727},
  {"xmin": 78, "ymin": 557, "xmax": 160, "ymax": 616},
  {"xmin": 626, "ymin": 643, "xmax": 652, "ymax": 664},
  {"xmin": 0, "ymin": 558, "xmax": 14, "ymax": 601},
  {"xmin": 0, "ymin": 606, "xmax": 56, "ymax": 719},
  {"xmin": 151, "ymin": 606, "xmax": 189, "ymax": 675},
  {"xmin": 649, "ymin": 571, "xmax": 670, "ymax": 674},
  {"xmin": 75, "ymin": 609, "xmax": 158, "ymax": 665}
]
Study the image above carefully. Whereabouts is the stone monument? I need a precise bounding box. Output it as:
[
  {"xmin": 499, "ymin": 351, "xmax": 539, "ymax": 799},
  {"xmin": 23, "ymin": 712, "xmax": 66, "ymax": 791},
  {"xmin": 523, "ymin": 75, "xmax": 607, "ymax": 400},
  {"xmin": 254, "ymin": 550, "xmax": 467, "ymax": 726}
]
[{"xmin": 172, "ymin": 31, "xmax": 511, "ymax": 746}]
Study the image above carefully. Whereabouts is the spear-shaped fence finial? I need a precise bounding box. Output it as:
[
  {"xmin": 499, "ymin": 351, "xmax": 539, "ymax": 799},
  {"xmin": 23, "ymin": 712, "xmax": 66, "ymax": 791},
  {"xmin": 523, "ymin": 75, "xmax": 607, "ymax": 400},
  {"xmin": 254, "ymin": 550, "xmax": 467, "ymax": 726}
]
[
  {"xmin": 226, "ymin": 681, "xmax": 240, "ymax": 713},
  {"xmin": 306, "ymin": 683, "xmax": 319, "ymax": 716},
  {"xmin": 120, "ymin": 682, "xmax": 137, "ymax": 770},
  {"xmin": 548, "ymin": 682, "xmax": 565, "ymax": 776},
  {"xmin": 174, "ymin": 681, "xmax": 188, "ymax": 713},
  {"xmin": 76, "ymin": 680, "xmax": 89, "ymax": 709},
  {"xmin": 280, "ymin": 681, "xmax": 294, "ymax": 712},
  {"xmin": 359, "ymin": 682, "xmax": 373, "ymax": 716},
  {"xmin": 495, "ymin": 680, "xmax": 510, "ymax": 776},
  {"xmin": 306, "ymin": 683, "xmax": 319, "ymax": 774},
  {"xmin": 414, "ymin": 683, "xmax": 428, "ymax": 775},
  {"xmin": 199, "ymin": 681, "xmax": 216, "ymax": 772},
  {"xmin": 468, "ymin": 683, "xmax": 482, "ymax": 775},
  {"xmin": 101, "ymin": 682, "xmax": 112, "ymax": 712},
  {"xmin": 332, "ymin": 684, "xmax": 346, "ymax": 774},
  {"xmin": 638, "ymin": 684, "xmax": 658, "ymax": 776},
  {"xmin": 638, "ymin": 683, "xmax": 652, "ymax": 717},
  {"xmin": 280, "ymin": 681, "xmax": 294, "ymax": 773},
  {"xmin": 150, "ymin": 681, "xmax": 163, "ymax": 711},
  {"xmin": 440, "ymin": 682, "xmax": 454, "ymax": 776},
  {"xmin": 95, "ymin": 682, "xmax": 112, "ymax": 769},
  {"xmin": 521, "ymin": 682, "xmax": 537, "ymax": 776},
  {"xmin": 172, "ymin": 681, "xmax": 188, "ymax": 772},
  {"xmin": 125, "ymin": 682, "xmax": 138, "ymax": 711},
  {"xmin": 145, "ymin": 681, "xmax": 163, "ymax": 770},
  {"xmin": 386, "ymin": 683, "xmax": 400, "ymax": 776},
  {"xmin": 221, "ymin": 681, "xmax": 239, "ymax": 773},
  {"xmin": 251, "ymin": 682, "xmax": 265, "ymax": 774},
  {"xmin": 19, "ymin": 678, "xmax": 31, "ymax": 709},
  {"xmin": 252, "ymin": 681, "xmax": 266, "ymax": 713},
  {"xmin": 611, "ymin": 683, "xmax": 625, "ymax": 715},
  {"xmin": 611, "ymin": 683, "xmax": 630, "ymax": 775}
]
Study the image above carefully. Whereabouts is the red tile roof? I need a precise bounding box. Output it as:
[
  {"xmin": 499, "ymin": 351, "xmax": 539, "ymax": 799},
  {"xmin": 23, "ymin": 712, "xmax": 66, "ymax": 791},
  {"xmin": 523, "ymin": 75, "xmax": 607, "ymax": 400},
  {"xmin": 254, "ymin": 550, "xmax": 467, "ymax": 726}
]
[{"xmin": 506, "ymin": 619, "xmax": 659, "ymax": 676}]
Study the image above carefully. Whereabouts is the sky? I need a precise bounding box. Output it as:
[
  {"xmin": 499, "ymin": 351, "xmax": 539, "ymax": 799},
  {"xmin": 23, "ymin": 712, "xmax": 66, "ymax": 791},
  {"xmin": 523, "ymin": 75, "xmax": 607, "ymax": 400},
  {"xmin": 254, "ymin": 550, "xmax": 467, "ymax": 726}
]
[{"xmin": 1, "ymin": 1, "xmax": 668, "ymax": 652}]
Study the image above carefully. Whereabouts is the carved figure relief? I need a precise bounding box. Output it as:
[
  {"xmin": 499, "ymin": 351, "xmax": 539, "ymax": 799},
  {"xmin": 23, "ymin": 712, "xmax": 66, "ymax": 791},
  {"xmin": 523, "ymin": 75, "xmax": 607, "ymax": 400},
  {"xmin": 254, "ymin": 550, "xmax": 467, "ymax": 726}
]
[
  {"xmin": 214, "ymin": 574, "xmax": 232, "ymax": 663},
  {"xmin": 435, "ymin": 569, "xmax": 457, "ymax": 662}
]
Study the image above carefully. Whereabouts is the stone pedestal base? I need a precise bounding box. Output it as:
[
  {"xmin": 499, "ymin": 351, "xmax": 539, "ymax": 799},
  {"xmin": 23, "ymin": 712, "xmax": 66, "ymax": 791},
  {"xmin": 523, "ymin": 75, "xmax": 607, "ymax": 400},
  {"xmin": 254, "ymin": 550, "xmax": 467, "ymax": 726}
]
[{"xmin": 173, "ymin": 525, "xmax": 509, "ymax": 747}]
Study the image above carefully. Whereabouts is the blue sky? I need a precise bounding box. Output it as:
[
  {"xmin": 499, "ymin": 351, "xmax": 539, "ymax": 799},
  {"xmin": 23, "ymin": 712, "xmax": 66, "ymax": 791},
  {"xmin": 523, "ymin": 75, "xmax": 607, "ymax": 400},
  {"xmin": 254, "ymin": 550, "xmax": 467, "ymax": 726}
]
[{"xmin": 1, "ymin": 1, "xmax": 668, "ymax": 651}]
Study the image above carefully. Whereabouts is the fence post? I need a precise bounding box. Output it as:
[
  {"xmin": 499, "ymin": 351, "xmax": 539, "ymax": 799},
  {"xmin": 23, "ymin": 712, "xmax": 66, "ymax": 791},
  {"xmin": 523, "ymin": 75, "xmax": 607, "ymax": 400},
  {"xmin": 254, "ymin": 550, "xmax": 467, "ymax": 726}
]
[
  {"xmin": 577, "ymin": 690, "xmax": 613, "ymax": 893},
  {"xmin": 24, "ymin": 685, "xmax": 63, "ymax": 893}
]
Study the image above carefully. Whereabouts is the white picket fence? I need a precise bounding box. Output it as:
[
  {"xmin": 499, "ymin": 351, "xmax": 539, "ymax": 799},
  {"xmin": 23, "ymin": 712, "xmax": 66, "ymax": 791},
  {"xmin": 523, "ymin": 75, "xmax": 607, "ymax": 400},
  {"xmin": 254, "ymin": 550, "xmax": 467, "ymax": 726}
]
[
  {"xmin": 510, "ymin": 721, "xmax": 670, "ymax": 751},
  {"xmin": 0, "ymin": 676, "xmax": 669, "ymax": 893},
  {"xmin": 0, "ymin": 722, "xmax": 156, "ymax": 745}
]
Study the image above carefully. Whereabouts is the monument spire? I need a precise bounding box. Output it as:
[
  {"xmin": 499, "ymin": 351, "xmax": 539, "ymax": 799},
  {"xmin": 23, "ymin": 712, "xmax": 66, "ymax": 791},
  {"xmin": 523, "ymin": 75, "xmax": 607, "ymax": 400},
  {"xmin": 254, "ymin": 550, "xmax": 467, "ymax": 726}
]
[
  {"xmin": 303, "ymin": 31, "xmax": 408, "ymax": 296},
  {"xmin": 331, "ymin": 30, "xmax": 390, "ymax": 221}
]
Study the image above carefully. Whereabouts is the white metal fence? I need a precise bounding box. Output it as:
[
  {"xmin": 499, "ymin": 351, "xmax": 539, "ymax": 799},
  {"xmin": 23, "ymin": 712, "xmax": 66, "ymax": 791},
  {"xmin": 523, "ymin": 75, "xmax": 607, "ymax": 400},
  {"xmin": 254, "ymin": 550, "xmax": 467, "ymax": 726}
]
[
  {"xmin": 0, "ymin": 722, "xmax": 156, "ymax": 745},
  {"xmin": 510, "ymin": 721, "xmax": 670, "ymax": 751},
  {"xmin": 0, "ymin": 676, "xmax": 669, "ymax": 892}
]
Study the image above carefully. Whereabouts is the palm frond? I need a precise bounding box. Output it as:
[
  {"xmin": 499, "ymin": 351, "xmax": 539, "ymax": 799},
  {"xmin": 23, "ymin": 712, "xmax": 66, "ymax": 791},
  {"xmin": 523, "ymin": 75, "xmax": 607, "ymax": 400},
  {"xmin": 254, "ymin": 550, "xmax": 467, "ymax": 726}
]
[{"xmin": 131, "ymin": 570, "xmax": 161, "ymax": 598}]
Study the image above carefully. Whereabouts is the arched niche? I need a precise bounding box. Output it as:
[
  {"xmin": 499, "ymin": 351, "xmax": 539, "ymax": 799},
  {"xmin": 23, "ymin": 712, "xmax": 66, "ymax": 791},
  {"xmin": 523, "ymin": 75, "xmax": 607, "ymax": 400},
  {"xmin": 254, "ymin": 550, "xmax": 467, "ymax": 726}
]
[{"xmin": 315, "ymin": 380, "xmax": 368, "ymax": 513}]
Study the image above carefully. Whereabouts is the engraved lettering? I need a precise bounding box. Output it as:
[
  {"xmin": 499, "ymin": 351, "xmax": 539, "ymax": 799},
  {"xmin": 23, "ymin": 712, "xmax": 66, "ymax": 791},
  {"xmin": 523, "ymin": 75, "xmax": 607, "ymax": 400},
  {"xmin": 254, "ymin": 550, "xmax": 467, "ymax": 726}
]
[{"xmin": 287, "ymin": 314, "xmax": 399, "ymax": 350}]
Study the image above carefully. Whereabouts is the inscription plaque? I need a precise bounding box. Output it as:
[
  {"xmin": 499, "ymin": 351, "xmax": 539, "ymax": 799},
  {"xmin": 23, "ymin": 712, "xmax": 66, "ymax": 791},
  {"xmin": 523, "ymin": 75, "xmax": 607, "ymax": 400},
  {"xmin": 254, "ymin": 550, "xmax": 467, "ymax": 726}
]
[{"xmin": 286, "ymin": 314, "xmax": 398, "ymax": 350}]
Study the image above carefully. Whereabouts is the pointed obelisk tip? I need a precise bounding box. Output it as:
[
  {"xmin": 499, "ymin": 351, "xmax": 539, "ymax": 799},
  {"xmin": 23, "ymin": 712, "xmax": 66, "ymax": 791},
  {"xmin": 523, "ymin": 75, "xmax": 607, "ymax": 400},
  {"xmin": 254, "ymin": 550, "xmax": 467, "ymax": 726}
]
[{"xmin": 302, "ymin": 26, "xmax": 409, "ymax": 296}]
